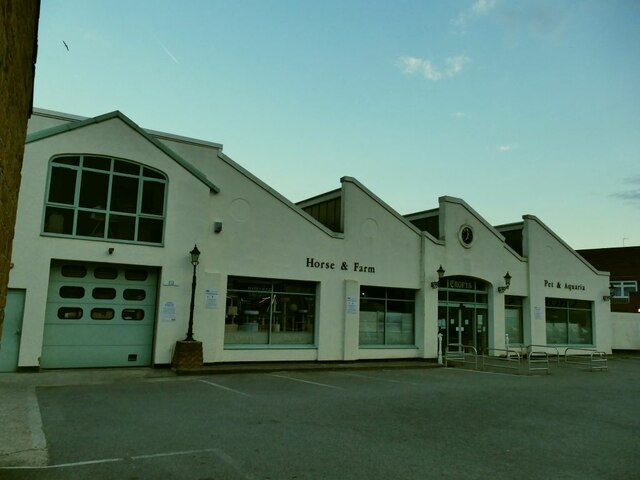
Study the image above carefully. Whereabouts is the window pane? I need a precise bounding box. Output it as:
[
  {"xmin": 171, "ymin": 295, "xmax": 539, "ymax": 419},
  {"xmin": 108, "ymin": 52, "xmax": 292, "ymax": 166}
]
[
  {"xmin": 141, "ymin": 181, "xmax": 165, "ymax": 215},
  {"xmin": 59, "ymin": 286, "xmax": 85, "ymax": 298},
  {"xmin": 57, "ymin": 307, "xmax": 83, "ymax": 319},
  {"xmin": 110, "ymin": 175, "xmax": 139, "ymax": 213},
  {"xmin": 123, "ymin": 289, "xmax": 146, "ymax": 301},
  {"xmin": 386, "ymin": 300, "xmax": 414, "ymax": 345},
  {"xmin": 546, "ymin": 308, "xmax": 567, "ymax": 344},
  {"xmin": 79, "ymin": 171, "xmax": 109, "ymax": 209},
  {"xmin": 76, "ymin": 210, "xmax": 106, "ymax": 237},
  {"xmin": 138, "ymin": 218, "xmax": 163, "ymax": 243},
  {"xmin": 52, "ymin": 156, "xmax": 79, "ymax": 166},
  {"xmin": 92, "ymin": 288, "xmax": 116, "ymax": 300},
  {"xmin": 360, "ymin": 286, "xmax": 386, "ymax": 299},
  {"xmin": 114, "ymin": 160, "xmax": 140, "ymax": 175},
  {"xmin": 359, "ymin": 310, "xmax": 384, "ymax": 345},
  {"xmin": 91, "ymin": 308, "xmax": 114, "ymax": 320},
  {"xmin": 569, "ymin": 309, "xmax": 592, "ymax": 344},
  {"xmin": 125, "ymin": 269, "xmax": 148, "ymax": 281},
  {"xmin": 143, "ymin": 167, "xmax": 165, "ymax": 179},
  {"xmin": 94, "ymin": 267, "xmax": 118, "ymax": 279},
  {"xmin": 505, "ymin": 308, "xmax": 523, "ymax": 344},
  {"xmin": 61, "ymin": 265, "xmax": 87, "ymax": 278},
  {"xmin": 83, "ymin": 156, "xmax": 111, "ymax": 171},
  {"xmin": 44, "ymin": 207, "xmax": 74, "ymax": 234},
  {"xmin": 122, "ymin": 309, "xmax": 145, "ymax": 321},
  {"xmin": 48, "ymin": 167, "xmax": 77, "ymax": 204},
  {"xmin": 108, "ymin": 214, "xmax": 136, "ymax": 241}
]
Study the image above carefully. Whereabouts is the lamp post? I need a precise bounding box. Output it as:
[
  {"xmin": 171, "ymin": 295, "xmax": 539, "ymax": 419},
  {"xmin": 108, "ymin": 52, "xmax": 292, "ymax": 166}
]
[{"xmin": 185, "ymin": 244, "xmax": 200, "ymax": 342}]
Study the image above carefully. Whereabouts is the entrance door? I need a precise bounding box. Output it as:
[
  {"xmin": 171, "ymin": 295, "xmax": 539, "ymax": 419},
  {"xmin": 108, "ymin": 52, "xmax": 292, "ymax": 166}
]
[{"xmin": 0, "ymin": 289, "xmax": 25, "ymax": 372}]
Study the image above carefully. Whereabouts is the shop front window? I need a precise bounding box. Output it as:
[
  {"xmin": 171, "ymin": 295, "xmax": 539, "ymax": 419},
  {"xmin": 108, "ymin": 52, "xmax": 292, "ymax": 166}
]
[
  {"xmin": 545, "ymin": 298, "xmax": 593, "ymax": 345},
  {"xmin": 225, "ymin": 277, "xmax": 316, "ymax": 346},
  {"xmin": 505, "ymin": 296, "xmax": 524, "ymax": 345},
  {"xmin": 359, "ymin": 286, "xmax": 415, "ymax": 346}
]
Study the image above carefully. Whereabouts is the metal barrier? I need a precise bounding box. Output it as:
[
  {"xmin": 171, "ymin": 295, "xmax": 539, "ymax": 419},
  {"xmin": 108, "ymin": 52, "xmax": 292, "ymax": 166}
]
[
  {"xmin": 445, "ymin": 344, "xmax": 478, "ymax": 370},
  {"xmin": 564, "ymin": 347, "xmax": 608, "ymax": 371},
  {"xmin": 526, "ymin": 349, "xmax": 550, "ymax": 375},
  {"xmin": 482, "ymin": 348, "xmax": 522, "ymax": 374},
  {"xmin": 526, "ymin": 345, "xmax": 560, "ymax": 366}
]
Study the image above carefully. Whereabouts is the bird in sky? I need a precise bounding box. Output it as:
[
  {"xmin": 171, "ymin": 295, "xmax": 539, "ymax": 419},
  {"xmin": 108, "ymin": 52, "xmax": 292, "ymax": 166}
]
[{"xmin": 63, "ymin": 41, "xmax": 69, "ymax": 51}]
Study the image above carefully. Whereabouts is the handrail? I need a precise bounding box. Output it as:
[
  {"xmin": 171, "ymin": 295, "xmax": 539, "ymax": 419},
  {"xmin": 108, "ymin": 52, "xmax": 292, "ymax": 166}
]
[
  {"xmin": 482, "ymin": 348, "xmax": 521, "ymax": 373},
  {"xmin": 526, "ymin": 350, "xmax": 550, "ymax": 375},
  {"xmin": 527, "ymin": 344, "xmax": 560, "ymax": 366},
  {"xmin": 564, "ymin": 347, "xmax": 608, "ymax": 371},
  {"xmin": 445, "ymin": 343, "xmax": 478, "ymax": 370}
]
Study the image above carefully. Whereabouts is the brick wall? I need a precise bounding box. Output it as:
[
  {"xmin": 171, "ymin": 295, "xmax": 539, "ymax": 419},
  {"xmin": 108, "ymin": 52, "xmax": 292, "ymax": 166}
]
[{"xmin": 0, "ymin": 1, "xmax": 40, "ymax": 337}]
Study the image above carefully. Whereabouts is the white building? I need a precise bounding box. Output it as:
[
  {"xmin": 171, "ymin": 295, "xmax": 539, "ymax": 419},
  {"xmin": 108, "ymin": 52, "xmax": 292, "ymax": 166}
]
[{"xmin": 0, "ymin": 109, "xmax": 612, "ymax": 371}]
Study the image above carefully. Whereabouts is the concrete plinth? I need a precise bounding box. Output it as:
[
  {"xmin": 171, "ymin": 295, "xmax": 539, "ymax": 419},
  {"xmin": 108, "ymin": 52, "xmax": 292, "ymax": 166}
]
[{"xmin": 171, "ymin": 340, "xmax": 203, "ymax": 370}]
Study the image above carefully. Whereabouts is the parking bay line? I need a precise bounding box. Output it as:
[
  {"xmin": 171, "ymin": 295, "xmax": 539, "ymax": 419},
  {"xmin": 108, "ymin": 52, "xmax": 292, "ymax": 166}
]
[
  {"xmin": 268, "ymin": 373, "xmax": 344, "ymax": 389},
  {"xmin": 198, "ymin": 379, "xmax": 252, "ymax": 396},
  {"xmin": 0, "ymin": 447, "xmax": 257, "ymax": 478}
]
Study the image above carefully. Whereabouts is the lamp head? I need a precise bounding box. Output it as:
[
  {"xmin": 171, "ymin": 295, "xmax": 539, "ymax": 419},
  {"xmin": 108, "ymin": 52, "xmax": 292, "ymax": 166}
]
[{"xmin": 190, "ymin": 244, "xmax": 201, "ymax": 266}]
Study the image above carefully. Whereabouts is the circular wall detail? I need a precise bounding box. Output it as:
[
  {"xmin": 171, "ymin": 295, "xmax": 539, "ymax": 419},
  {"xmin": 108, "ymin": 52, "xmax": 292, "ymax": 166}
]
[
  {"xmin": 230, "ymin": 198, "xmax": 251, "ymax": 222},
  {"xmin": 458, "ymin": 224, "xmax": 474, "ymax": 248},
  {"xmin": 362, "ymin": 218, "xmax": 379, "ymax": 238}
]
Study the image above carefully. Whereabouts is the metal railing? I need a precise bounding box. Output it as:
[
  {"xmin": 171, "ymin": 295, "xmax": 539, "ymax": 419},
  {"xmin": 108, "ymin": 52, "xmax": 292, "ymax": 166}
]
[
  {"xmin": 526, "ymin": 349, "xmax": 550, "ymax": 375},
  {"xmin": 564, "ymin": 347, "xmax": 608, "ymax": 371},
  {"xmin": 527, "ymin": 344, "xmax": 561, "ymax": 367},
  {"xmin": 445, "ymin": 343, "xmax": 478, "ymax": 370},
  {"xmin": 482, "ymin": 348, "xmax": 522, "ymax": 374}
]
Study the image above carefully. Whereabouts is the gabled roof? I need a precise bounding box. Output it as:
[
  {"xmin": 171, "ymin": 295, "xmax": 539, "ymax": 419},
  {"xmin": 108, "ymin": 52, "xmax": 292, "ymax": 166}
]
[{"xmin": 26, "ymin": 110, "xmax": 220, "ymax": 193}]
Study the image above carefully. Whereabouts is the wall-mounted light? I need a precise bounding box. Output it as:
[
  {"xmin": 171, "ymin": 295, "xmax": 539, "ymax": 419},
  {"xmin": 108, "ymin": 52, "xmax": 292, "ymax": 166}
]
[
  {"xmin": 213, "ymin": 221, "xmax": 223, "ymax": 234},
  {"xmin": 431, "ymin": 265, "xmax": 445, "ymax": 289},
  {"xmin": 603, "ymin": 283, "xmax": 615, "ymax": 301},
  {"xmin": 108, "ymin": 247, "xmax": 114, "ymax": 255},
  {"xmin": 498, "ymin": 272, "xmax": 512, "ymax": 293}
]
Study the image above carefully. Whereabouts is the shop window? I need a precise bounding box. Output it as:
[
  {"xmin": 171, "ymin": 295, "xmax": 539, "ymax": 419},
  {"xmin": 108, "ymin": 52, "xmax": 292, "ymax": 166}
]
[
  {"xmin": 92, "ymin": 288, "xmax": 116, "ymax": 300},
  {"xmin": 505, "ymin": 296, "xmax": 524, "ymax": 345},
  {"xmin": 225, "ymin": 276, "xmax": 316, "ymax": 346},
  {"xmin": 59, "ymin": 286, "xmax": 85, "ymax": 299},
  {"xmin": 61, "ymin": 264, "xmax": 87, "ymax": 278},
  {"xmin": 91, "ymin": 308, "xmax": 115, "ymax": 320},
  {"xmin": 359, "ymin": 286, "xmax": 416, "ymax": 346},
  {"xmin": 122, "ymin": 309, "xmax": 145, "ymax": 321},
  {"xmin": 57, "ymin": 307, "xmax": 83, "ymax": 319},
  {"xmin": 545, "ymin": 298, "xmax": 593, "ymax": 345},
  {"xmin": 123, "ymin": 289, "xmax": 146, "ymax": 301},
  {"xmin": 43, "ymin": 155, "xmax": 167, "ymax": 245}
]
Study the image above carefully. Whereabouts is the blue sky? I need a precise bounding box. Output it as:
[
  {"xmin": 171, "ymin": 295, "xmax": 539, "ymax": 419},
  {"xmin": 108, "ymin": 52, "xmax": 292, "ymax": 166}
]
[{"xmin": 34, "ymin": 0, "xmax": 640, "ymax": 249}]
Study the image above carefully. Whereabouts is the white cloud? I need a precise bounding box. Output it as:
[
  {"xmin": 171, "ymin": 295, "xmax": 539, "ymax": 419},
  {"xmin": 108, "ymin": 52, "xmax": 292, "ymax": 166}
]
[
  {"xmin": 398, "ymin": 56, "xmax": 470, "ymax": 81},
  {"xmin": 445, "ymin": 56, "xmax": 470, "ymax": 76},
  {"xmin": 452, "ymin": 112, "xmax": 467, "ymax": 118},
  {"xmin": 452, "ymin": 0, "xmax": 498, "ymax": 28},
  {"xmin": 497, "ymin": 145, "xmax": 513, "ymax": 152}
]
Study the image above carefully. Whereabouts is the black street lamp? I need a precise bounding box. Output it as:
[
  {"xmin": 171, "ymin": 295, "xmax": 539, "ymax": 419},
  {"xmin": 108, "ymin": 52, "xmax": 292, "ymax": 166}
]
[{"xmin": 185, "ymin": 244, "xmax": 201, "ymax": 341}]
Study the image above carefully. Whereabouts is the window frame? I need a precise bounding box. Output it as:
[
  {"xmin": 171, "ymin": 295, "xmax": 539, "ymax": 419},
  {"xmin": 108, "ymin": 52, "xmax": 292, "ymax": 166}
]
[
  {"xmin": 545, "ymin": 297, "xmax": 594, "ymax": 346},
  {"xmin": 611, "ymin": 280, "xmax": 638, "ymax": 300},
  {"xmin": 359, "ymin": 286, "xmax": 416, "ymax": 347},
  {"xmin": 42, "ymin": 154, "xmax": 168, "ymax": 246}
]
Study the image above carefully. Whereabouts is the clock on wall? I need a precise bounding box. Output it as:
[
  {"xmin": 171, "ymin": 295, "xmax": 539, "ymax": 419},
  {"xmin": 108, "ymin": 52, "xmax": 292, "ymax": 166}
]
[{"xmin": 459, "ymin": 225, "xmax": 474, "ymax": 248}]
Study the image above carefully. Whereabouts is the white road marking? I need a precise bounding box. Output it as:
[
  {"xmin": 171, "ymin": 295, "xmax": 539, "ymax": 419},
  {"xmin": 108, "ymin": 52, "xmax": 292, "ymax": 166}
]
[
  {"xmin": 330, "ymin": 371, "xmax": 422, "ymax": 386},
  {"xmin": 268, "ymin": 373, "xmax": 344, "ymax": 389},
  {"xmin": 0, "ymin": 447, "xmax": 255, "ymax": 478},
  {"xmin": 198, "ymin": 379, "xmax": 252, "ymax": 396}
]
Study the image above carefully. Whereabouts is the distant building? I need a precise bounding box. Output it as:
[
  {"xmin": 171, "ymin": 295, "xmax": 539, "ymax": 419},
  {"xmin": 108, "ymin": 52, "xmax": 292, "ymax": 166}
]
[
  {"xmin": 577, "ymin": 247, "xmax": 640, "ymax": 314},
  {"xmin": 3, "ymin": 108, "xmax": 614, "ymax": 371},
  {"xmin": 0, "ymin": 0, "xmax": 40, "ymax": 370}
]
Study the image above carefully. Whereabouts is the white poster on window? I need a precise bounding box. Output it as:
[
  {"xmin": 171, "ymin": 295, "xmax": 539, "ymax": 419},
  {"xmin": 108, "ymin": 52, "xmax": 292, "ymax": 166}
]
[
  {"xmin": 204, "ymin": 289, "xmax": 219, "ymax": 309},
  {"xmin": 162, "ymin": 301, "xmax": 177, "ymax": 322}
]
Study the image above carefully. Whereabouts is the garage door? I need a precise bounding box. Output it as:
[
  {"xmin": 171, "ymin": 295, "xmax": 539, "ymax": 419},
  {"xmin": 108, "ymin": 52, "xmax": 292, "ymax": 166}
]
[{"xmin": 42, "ymin": 261, "xmax": 158, "ymax": 368}]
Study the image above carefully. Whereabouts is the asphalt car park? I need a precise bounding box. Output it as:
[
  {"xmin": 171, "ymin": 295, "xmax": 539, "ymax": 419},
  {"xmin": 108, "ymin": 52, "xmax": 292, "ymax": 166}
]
[{"xmin": 1, "ymin": 358, "xmax": 639, "ymax": 479}]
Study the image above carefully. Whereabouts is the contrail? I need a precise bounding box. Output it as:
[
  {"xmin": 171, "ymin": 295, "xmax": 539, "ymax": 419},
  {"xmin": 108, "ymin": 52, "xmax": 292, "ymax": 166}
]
[{"xmin": 158, "ymin": 40, "xmax": 180, "ymax": 64}]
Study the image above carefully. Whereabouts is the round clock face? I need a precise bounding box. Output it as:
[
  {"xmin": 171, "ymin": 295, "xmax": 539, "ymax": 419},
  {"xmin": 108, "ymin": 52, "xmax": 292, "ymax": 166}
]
[{"xmin": 459, "ymin": 225, "xmax": 474, "ymax": 247}]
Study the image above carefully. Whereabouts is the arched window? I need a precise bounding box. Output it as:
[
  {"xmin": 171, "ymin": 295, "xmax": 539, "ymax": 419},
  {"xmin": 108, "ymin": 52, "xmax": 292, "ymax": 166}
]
[{"xmin": 43, "ymin": 155, "xmax": 167, "ymax": 244}]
